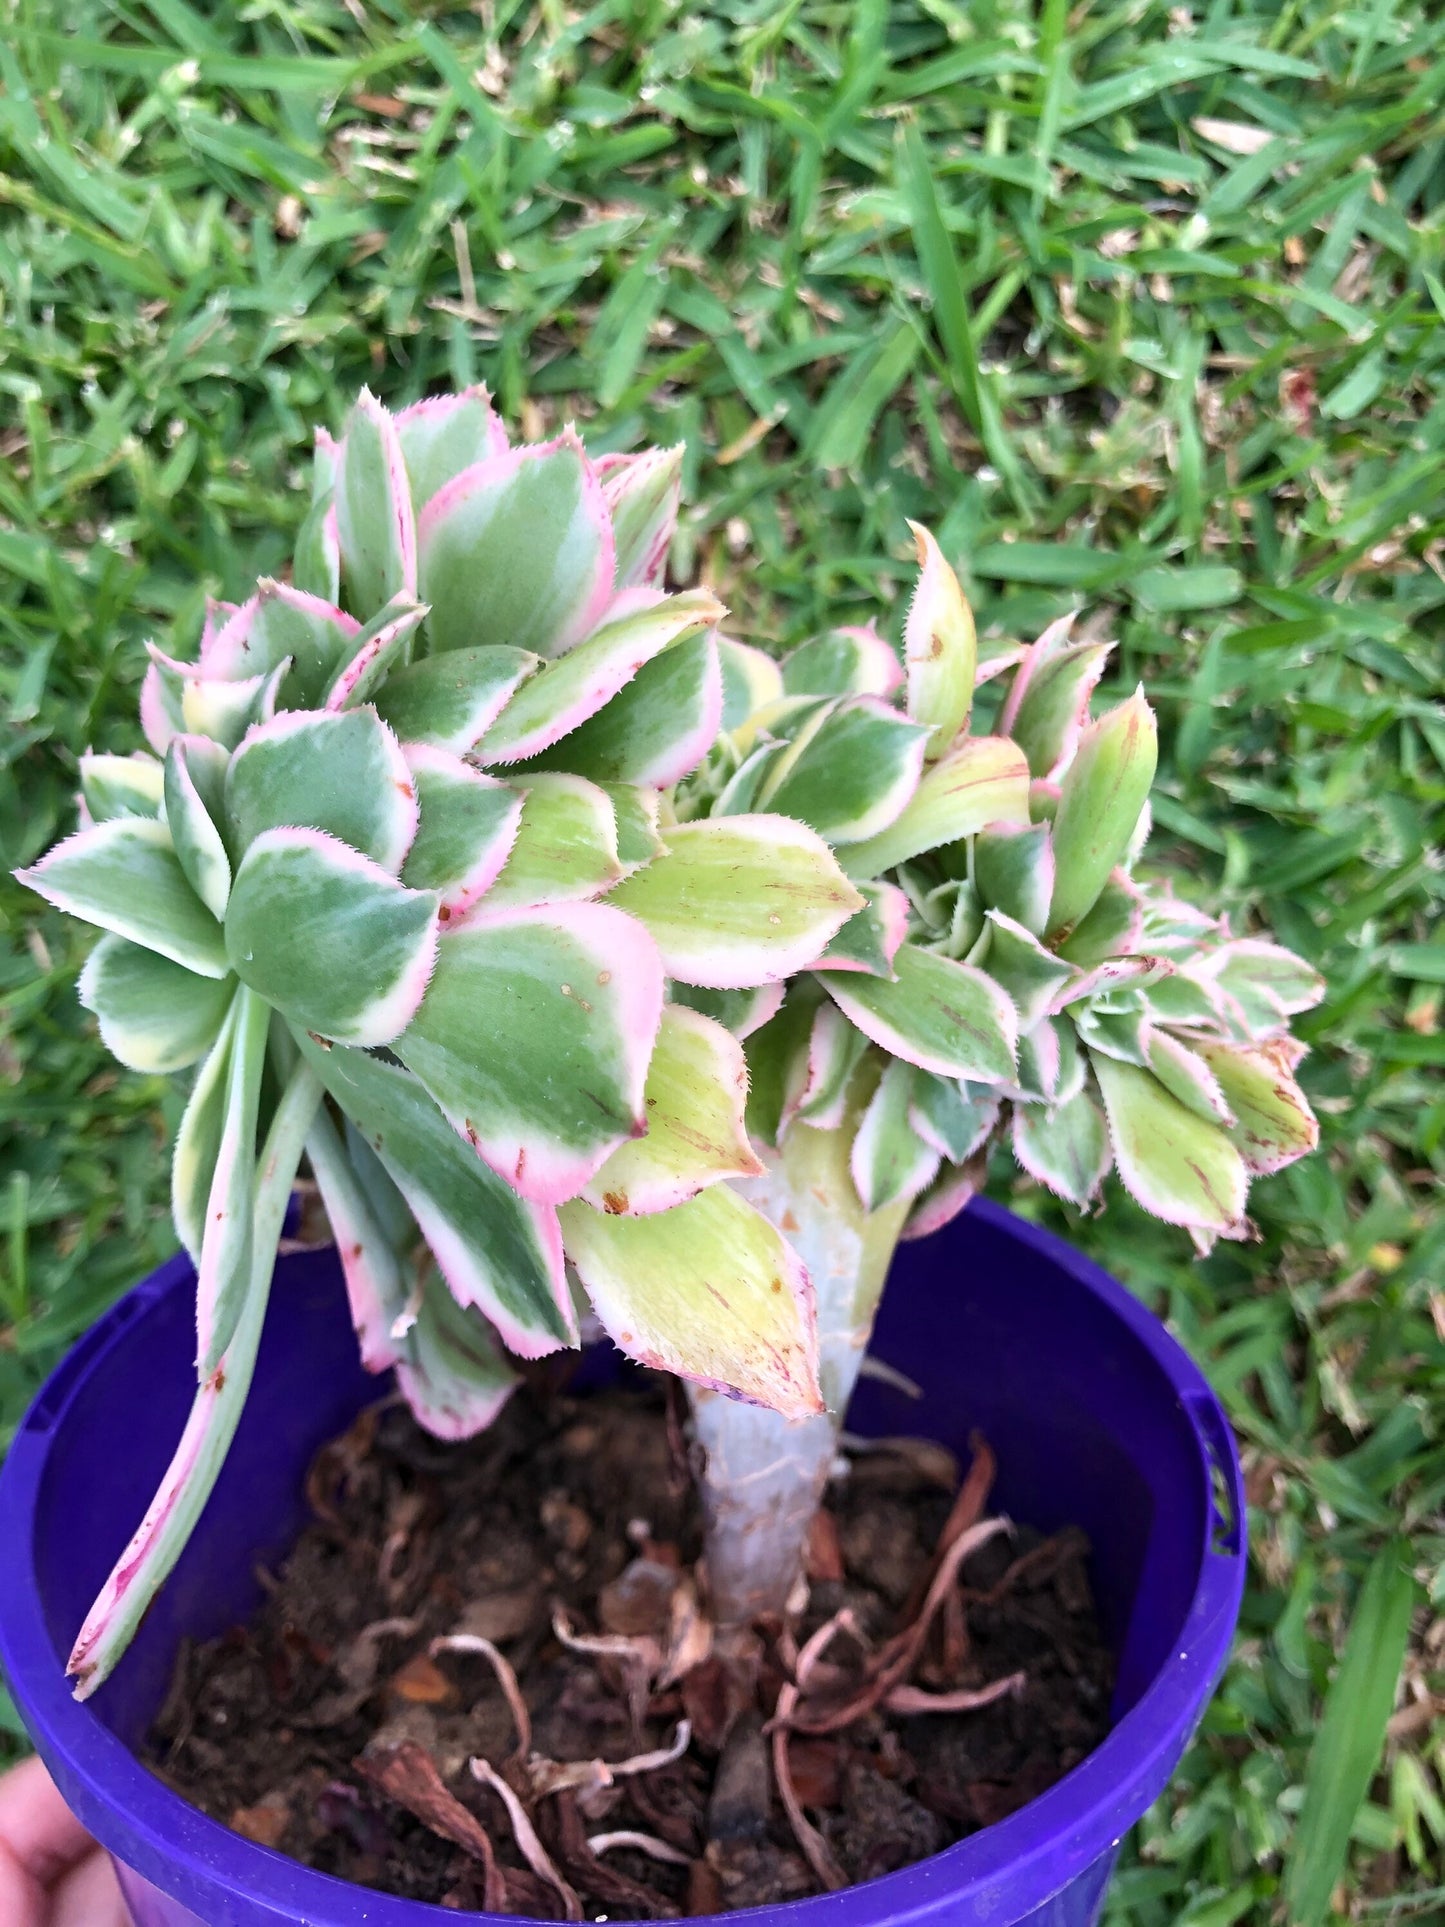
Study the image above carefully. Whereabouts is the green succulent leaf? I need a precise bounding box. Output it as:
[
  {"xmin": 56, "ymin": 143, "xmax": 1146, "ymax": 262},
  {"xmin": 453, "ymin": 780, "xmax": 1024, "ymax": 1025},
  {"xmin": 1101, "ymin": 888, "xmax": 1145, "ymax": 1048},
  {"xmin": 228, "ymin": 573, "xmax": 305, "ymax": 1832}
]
[
  {"xmin": 225, "ymin": 828, "xmax": 440, "ymax": 1046},
  {"xmin": 78, "ymin": 936, "xmax": 233, "ymax": 1075},
  {"xmin": 851, "ymin": 1057, "xmax": 939, "ymax": 1212},
  {"xmin": 18, "ymin": 819, "xmax": 228, "ymax": 979},
  {"xmin": 1143, "ymin": 1025, "xmax": 1233, "ymax": 1124},
  {"xmin": 820, "ymin": 940, "xmax": 1017, "ymax": 1082},
  {"xmin": 398, "ymin": 748, "xmax": 522, "ymax": 920},
  {"xmin": 1091, "ymin": 1053, "xmax": 1247, "ymax": 1236},
  {"xmin": 997, "ymin": 616, "xmax": 1113, "ymax": 781},
  {"xmin": 600, "ymin": 444, "xmax": 683, "ymax": 589},
  {"xmin": 1196, "ymin": 1038, "xmax": 1320, "ymax": 1174},
  {"xmin": 305, "ymin": 1104, "xmax": 410, "ymax": 1373},
  {"xmin": 840, "ymin": 735, "xmax": 1030, "ymax": 878},
  {"xmin": 164, "ymin": 736, "xmax": 232, "ymax": 920},
  {"xmin": 582, "ymin": 1005, "xmax": 761, "ymax": 1215},
  {"xmin": 758, "ymin": 697, "xmax": 931, "ymax": 846},
  {"xmin": 604, "ymin": 783, "xmax": 666, "ymax": 870},
  {"xmin": 396, "ymin": 1271, "xmax": 521, "ymax": 1443},
  {"xmin": 395, "ymin": 387, "xmax": 508, "ymax": 510},
  {"xmin": 1012, "ymin": 1088, "xmax": 1111, "ymax": 1206},
  {"xmin": 395, "ymin": 901, "xmax": 663, "ymax": 1206},
  {"xmin": 194, "ymin": 987, "xmax": 269, "ymax": 1376},
  {"xmin": 478, "ymin": 589, "xmax": 724, "ymax": 765},
  {"xmin": 417, "ymin": 431, "xmax": 615, "ymax": 658},
  {"xmin": 973, "ymin": 820, "xmax": 1054, "ymax": 937},
  {"xmin": 172, "ymin": 996, "xmax": 238, "ymax": 1264},
  {"xmin": 79, "ymin": 752, "xmax": 164, "ymax": 823},
  {"xmin": 781, "ymin": 624, "xmax": 902, "ymax": 700},
  {"xmin": 296, "ymin": 1029, "xmax": 576, "ymax": 1357},
  {"xmin": 908, "ymin": 1072, "xmax": 998, "ymax": 1163},
  {"xmin": 559, "ymin": 1185, "xmax": 823, "ymax": 1419},
  {"xmin": 606, "ymin": 815, "xmax": 864, "ymax": 989},
  {"xmin": 1056, "ymin": 871, "xmax": 1143, "ymax": 967},
  {"xmin": 225, "ymin": 708, "xmax": 420, "ymax": 876},
  {"xmin": 323, "ymin": 598, "xmax": 427, "ymax": 711},
  {"xmin": 718, "ymin": 636, "xmax": 784, "ymax": 731},
  {"xmin": 903, "ymin": 522, "xmax": 977, "ymax": 759},
  {"xmin": 790, "ymin": 999, "xmax": 869, "ymax": 1132},
  {"xmin": 1047, "ymin": 690, "xmax": 1158, "ymax": 940},
  {"xmin": 519, "ymin": 631, "xmax": 723, "ymax": 787},
  {"xmin": 1207, "ymin": 939, "xmax": 1327, "ymax": 1032},
  {"xmin": 671, "ymin": 981, "xmax": 785, "ymax": 1041},
  {"xmin": 336, "ymin": 387, "xmax": 418, "ymax": 618},
  {"xmin": 371, "ymin": 645, "xmax": 539, "ymax": 753},
  {"xmin": 484, "ymin": 773, "xmax": 623, "ymax": 908},
  {"xmin": 814, "ymin": 881, "xmax": 911, "ymax": 979},
  {"xmin": 204, "ymin": 582, "xmax": 359, "ymax": 708},
  {"xmin": 981, "ymin": 910, "xmax": 1079, "ymax": 1031}
]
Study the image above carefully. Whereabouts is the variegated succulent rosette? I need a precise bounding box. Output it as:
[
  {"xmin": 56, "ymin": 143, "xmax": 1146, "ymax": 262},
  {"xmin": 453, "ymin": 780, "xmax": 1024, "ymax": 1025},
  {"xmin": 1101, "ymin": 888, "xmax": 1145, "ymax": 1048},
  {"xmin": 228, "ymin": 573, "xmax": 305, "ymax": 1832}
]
[
  {"xmin": 669, "ymin": 529, "xmax": 1325, "ymax": 1627},
  {"xmin": 18, "ymin": 389, "xmax": 866, "ymax": 1696},
  {"xmin": 681, "ymin": 524, "xmax": 1324, "ymax": 1253}
]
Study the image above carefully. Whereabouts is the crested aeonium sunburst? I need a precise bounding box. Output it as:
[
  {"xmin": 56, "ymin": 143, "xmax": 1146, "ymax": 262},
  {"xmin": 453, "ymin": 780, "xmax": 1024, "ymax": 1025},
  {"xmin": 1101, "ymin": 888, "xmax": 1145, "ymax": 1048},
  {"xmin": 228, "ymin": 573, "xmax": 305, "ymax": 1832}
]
[{"xmin": 18, "ymin": 387, "xmax": 865, "ymax": 1698}]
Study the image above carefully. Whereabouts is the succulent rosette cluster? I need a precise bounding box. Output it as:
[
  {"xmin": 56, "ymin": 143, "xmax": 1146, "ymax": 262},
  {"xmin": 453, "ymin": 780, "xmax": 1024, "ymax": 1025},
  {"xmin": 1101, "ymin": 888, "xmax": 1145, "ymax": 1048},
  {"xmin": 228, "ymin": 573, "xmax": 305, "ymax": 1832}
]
[
  {"xmin": 18, "ymin": 389, "xmax": 864, "ymax": 1693},
  {"xmin": 681, "ymin": 526, "xmax": 1325, "ymax": 1254}
]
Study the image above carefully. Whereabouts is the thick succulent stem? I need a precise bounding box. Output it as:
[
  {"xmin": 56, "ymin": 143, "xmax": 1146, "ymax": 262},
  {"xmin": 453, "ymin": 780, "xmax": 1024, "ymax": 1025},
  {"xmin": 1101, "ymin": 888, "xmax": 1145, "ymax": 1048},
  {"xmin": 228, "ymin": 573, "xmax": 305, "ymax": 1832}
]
[{"xmin": 690, "ymin": 1116, "xmax": 908, "ymax": 1632}]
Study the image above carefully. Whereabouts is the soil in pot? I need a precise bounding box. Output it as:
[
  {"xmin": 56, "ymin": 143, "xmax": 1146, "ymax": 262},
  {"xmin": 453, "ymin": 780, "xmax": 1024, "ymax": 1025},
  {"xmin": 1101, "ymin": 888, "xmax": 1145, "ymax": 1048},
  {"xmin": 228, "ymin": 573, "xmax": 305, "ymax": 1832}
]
[{"xmin": 143, "ymin": 1376, "xmax": 1113, "ymax": 1918}]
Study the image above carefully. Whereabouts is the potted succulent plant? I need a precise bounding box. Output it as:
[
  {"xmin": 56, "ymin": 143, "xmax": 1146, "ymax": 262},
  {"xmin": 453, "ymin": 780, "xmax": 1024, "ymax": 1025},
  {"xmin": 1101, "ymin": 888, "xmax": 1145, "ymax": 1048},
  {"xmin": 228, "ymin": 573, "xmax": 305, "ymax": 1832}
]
[{"xmin": 0, "ymin": 387, "xmax": 1321, "ymax": 1926}]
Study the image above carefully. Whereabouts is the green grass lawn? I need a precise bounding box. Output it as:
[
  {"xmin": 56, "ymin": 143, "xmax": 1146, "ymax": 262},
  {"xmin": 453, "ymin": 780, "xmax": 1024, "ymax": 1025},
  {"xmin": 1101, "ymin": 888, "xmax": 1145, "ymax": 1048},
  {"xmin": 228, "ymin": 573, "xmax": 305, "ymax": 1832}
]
[{"xmin": 1, "ymin": 0, "xmax": 1442, "ymax": 1918}]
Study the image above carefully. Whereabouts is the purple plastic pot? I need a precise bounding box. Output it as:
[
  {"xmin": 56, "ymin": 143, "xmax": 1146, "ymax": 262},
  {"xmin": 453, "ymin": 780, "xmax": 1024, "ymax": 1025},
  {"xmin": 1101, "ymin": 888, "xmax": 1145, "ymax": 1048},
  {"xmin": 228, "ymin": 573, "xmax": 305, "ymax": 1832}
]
[{"xmin": 0, "ymin": 1197, "xmax": 1244, "ymax": 1926}]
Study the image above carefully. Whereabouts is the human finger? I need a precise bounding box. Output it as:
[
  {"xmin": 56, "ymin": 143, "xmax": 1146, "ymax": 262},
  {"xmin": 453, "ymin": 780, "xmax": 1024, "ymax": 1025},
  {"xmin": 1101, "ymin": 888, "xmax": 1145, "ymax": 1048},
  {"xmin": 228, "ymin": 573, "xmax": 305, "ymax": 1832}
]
[
  {"xmin": 52, "ymin": 1845, "xmax": 131, "ymax": 1927},
  {"xmin": 0, "ymin": 1755, "xmax": 97, "ymax": 1888}
]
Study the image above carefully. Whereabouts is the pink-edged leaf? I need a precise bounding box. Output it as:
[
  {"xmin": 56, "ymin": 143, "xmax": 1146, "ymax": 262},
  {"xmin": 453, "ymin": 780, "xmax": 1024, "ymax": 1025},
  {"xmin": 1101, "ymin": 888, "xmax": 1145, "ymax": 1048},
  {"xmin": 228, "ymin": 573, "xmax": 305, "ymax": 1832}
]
[
  {"xmin": 1012, "ymin": 1088, "xmax": 1111, "ymax": 1206},
  {"xmin": 788, "ymin": 999, "xmax": 868, "ymax": 1133},
  {"xmin": 418, "ymin": 429, "xmax": 616, "ymax": 658},
  {"xmin": 1057, "ymin": 869, "xmax": 1145, "ymax": 967},
  {"xmin": 903, "ymin": 522, "xmax": 977, "ymax": 759},
  {"xmin": 900, "ymin": 1157, "xmax": 984, "ymax": 1241},
  {"xmin": 163, "ymin": 734, "xmax": 232, "ymax": 919},
  {"xmin": 225, "ymin": 827, "xmax": 440, "ymax": 1046},
  {"xmin": 1142, "ymin": 1024, "xmax": 1234, "ymax": 1125},
  {"xmin": 840, "ymin": 735, "xmax": 1031, "ymax": 878},
  {"xmin": 718, "ymin": 635, "xmax": 784, "ymax": 731},
  {"xmin": 336, "ymin": 387, "xmax": 419, "ymax": 617},
  {"xmin": 79, "ymin": 751, "xmax": 165, "ymax": 824},
  {"xmin": 781, "ymin": 623, "xmax": 904, "ymax": 699},
  {"xmin": 399, "ymin": 746, "xmax": 523, "ymax": 921},
  {"xmin": 305, "ymin": 1104, "xmax": 410, "ymax": 1372},
  {"xmin": 294, "ymin": 493, "xmax": 341, "ymax": 603},
  {"xmin": 1091, "ymin": 1053, "xmax": 1248, "ymax": 1236},
  {"xmin": 1046, "ymin": 689, "xmax": 1158, "ymax": 940},
  {"xmin": 560, "ymin": 1185, "xmax": 822, "ymax": 1419},
  {"xmin": 484, "ymin": 773, "xmax": 623, "ymax": 908},
  {"xmin": 395, "ymin": 900, "xmax": 665, "ymax": 1206},
  {"xmin": 582, "ymin": 1005, "xmax": 762, "ymax": 1215},
  {"xmin": 973, "ymin": 820, "xmax": 1054, "ymax": 937},
  {"xmin": 322, "ymin": 599, "xmax": 427, "ymax": 711},
  {"xmin": 203, "ymin": 581, "xmax": 360, "ymax": 707},
  {"xmin": 1201, "ymin": 938, "xmax": 1326, "ymax": 1034},
  {"xmin": 79, "ymin": 935, "xmax": 231, "ymax": 1075},
  {"xmin": 1014, "ymin": 1019, "xmax": 1063, "ymax": 1102},
  {"xmin": 476, "ymin": 588, "xmax": 724, "ymax": 765},
  {"xmin": 820, "ymin": 940, "xmax": 1017, "ymax": 1083},
  {"xmin": 606, "ymin": 815, "xmax": 863, "ymax": 990},
  {"xmin": 982, "ymin": 910, "xmax": 1078, "ymax": 1031},
  {"xmin": 372, "ymin": 645, "xmax": 539, "ymax": 754},
  {"xmin": 605, "ymin": 782, "xmax": 666, "ymax": 872},
  {"xmin": 814, "ymin": 881, "xmax": 911, "ymax": 977},
  {"xmin": 396, "ymin": 1273, "xmax": 520, "ymax": 1443},
  {"xmin": 1048, "ymin": 953, "xmax": 1167, "ymax": 1016},
  {"xmin": 198, "ymin": 596, "xmax": 242, "ymax": 661},
  {"xmin": 396, "ymin": 386, "xmax": 508, "ymax": 509},
  {"xmin": 519, "ymin": 631, "xmax": 724, "ymax": 789},
  {"xmin": 671, "ymin": 981, "xmax": 786, "ymax": 1042},
  {"xmin": 194, "ymin": 988, "xmax": 269, "ymax": 1375},
  {"xmin": 140, "ymin": 658, "xmax": 184, "ymax": 753},
  {"xmin": 851, "ymin": 1058, "xmax": 940, "ymax": 1213},
  {"xmin": 908, "ymin": 1074, "xmax": 998, "ymax": 1163},
  {"xmin": 171, "ymin": 993, "xmax": 237, "ymax": 1264},
  {"xmin": 18, "ymin": 818, "xmax": 227, "ymax": 977},
  {"xmin": 1194, "ymin": 1037, "xmax": 1319, "ymax": 1175},
  {"xmin": 296, "ymin": 1029, "xmax": 576, "ymax": 1357},
  {"xmin": 146, "ymin": 644, "xmax": 277, "ymax": 753},
  {"xmin": 225, "ymin": 707, "xmax": 420, "ymax": 875},
  {"xmin": 601, "ymin": 444, "xmax": 683, "ymax": 589},
  {"xmin": 759, "ymin": 696, "xmax": 931, "ymax": 846},
  {"xmin": 997, "ymin": 616, "xmax": 1116, "ymax": 782}
]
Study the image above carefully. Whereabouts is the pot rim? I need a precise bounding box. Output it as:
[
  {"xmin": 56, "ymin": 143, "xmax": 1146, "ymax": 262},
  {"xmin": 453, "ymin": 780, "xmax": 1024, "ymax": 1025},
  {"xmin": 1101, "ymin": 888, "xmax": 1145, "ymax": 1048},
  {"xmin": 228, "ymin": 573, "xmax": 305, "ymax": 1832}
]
[{"xmin": 0, "ymin": 1195, "xmax": 1244, "ymax": 1925}]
